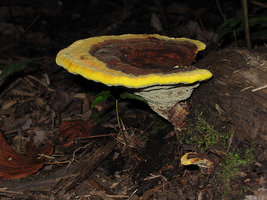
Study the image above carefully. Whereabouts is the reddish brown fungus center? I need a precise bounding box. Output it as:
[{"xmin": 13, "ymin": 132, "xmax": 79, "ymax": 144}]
[{"xmin": 89, "ymin": 37, "xmax": 198, "ymax": 75}]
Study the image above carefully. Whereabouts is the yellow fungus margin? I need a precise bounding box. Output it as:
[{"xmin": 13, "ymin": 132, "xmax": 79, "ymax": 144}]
[{"xmin": 56, "ymin": 34, "xmax": 212, "ymax": 88}]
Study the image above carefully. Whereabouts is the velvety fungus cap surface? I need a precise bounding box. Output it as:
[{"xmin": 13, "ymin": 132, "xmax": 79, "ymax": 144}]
[{"xmin": 56, "ymin": 34, "xmax": 212, "ymax": 88}]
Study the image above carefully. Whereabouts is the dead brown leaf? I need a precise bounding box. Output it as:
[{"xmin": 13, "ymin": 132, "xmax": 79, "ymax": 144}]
[
  {"xmin": 59, "ymin": 120, "xmax": 94, "ymax": 147},
  {"xmin": 0, "ymin": 131, "xmax": 53, "ymax": 180}
]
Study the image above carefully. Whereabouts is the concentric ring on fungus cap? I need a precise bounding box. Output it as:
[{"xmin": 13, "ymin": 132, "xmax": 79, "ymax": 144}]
[{"xmin": 56, "ymin": 34, "xmax": 212, "ymax": 88}]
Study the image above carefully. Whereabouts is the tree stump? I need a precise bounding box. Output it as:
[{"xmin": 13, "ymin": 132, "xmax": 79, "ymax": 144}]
[{"xmin": 189, "ymin": 48, "xmax": 267, "ymax": 148}]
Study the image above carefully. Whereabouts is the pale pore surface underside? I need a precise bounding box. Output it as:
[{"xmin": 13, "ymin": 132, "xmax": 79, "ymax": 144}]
[{"xmin": 135, "ymin": 83, "xmax": 199, "ymax": 110}]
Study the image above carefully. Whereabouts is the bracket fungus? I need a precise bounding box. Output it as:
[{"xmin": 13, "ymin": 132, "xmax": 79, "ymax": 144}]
[
  {"xmin": 180, "ymin": 152, "xmax": 214, "ymax": 174},
  {"xmin": 56, "ymin": 34, "xmax": 212, "ymax": 129}
]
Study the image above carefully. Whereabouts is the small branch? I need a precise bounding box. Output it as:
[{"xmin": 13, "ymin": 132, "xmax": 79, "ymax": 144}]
[
  {"xmin": 116, "ymin": 99, "xmax": 129, "ymax": 148},
  {"xmin": 66, "ymin": 142, "xmax": 92, "ymax": 169},
  {"xmin": 154, "ymin": 0, "xmax": 168, "ymax": 29},
  {"xmin": 241, "ymin": 0, "xmax": 252, "ymax": 49},
  {"xmin": 0, "ymin": 187, "xmax": 24, "ymax": 195},
  {"xmin": 251, "ymin": 0, "xmax": 267, "ymax": 8},
  {"xmin": 252, "ymin": 84, "xmax": 267, "ymax": 92},
  {"xmin": 52, "ymin": 140, "xmax": 116, "ymax": 196},
  {"xmin": 216, "ymin": 0, "xmax": 226, "ymax": 21}
]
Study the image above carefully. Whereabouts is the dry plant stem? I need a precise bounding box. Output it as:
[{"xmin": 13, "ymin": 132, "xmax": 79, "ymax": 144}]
[
  {"xmin": 0, "ymin": 188, "xmax": 24, "ymax": 195},
  {"xmin": 251, "ymin": 0, "xmax": 267, "ymax": 8},
  {"xmin": 88, "ymin": 175, "xmax": 124, "ymax": 199},
  {"xmin": 154, "ymin": 0, "xmax": 168, "ymax": 28},
  {"xmin": 128, "ymin": 189, "xmax": 138, "ymax": 200},
  {"xmin": 242, "ymin": 0, "xmax": 252, "ymax": 49},
  {"xmin": 252, "ymin": 84, "xmax": 267, "ymax": 92},
  {"xmin": 0, "ymin": 174, "xmax": 67, "ymax": 195},
  {"xmin": 78, "ymin": 133, "xmax": 118, "ymax": 140},
  {"xmin": 52, "ymin": 140, "xmax": 116, "ymax": 196},
  {"xmin": 216, "ymin": 0, "xmax": 226, "ymax": 21},
  {"xmin": 140, "ymin": 181, "xmax": 169, "ymax": 200},
  {"xmin": 227, "ymin": 133, "xmax": 234, "ymax": 153},
  {"xmin": 115, "ymin": 99, "xmax": 129, "ymax": 148},
  {"xmin": 66, "ymin": 142, "xmax": 93, "ymax": 169}
]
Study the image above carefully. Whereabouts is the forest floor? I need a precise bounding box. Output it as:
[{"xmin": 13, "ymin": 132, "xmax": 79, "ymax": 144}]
[{"xmin": 0, "ymin": 0, "xmax": 266, "ymax": 199}]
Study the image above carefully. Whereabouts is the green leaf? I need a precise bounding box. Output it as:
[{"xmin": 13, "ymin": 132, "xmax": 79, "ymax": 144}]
[
  {"xmin": 119, "ymin": 92, "xmax": 147, "ymax": 103},
  {"xmin": 0, "ymin": 60, "xmax": 30, "ymax": 86},
  {"xmin": 248, "ymin": 16, "xmax": 267, "ymax": 26},
  {"xmin": 216, "ymin": 16, "xmax": 267, "ymax": 45},
  {"xmin": 91, "ymin": 90, "xmax": 112, "ymax": 109},
  {"xmin": 216, "ymin": 16, "xmax": 242, "ymax": 44},
  {"xmin": 235, "ymin": 16, "xmax": 267, "ymax": 33},
  {"xmin": 91, "ymin": 90, "xmax": 147, "ymax": 109}
]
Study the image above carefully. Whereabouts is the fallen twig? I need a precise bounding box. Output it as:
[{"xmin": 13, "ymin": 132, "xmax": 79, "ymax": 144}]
[
  {"xmin": 52, "ymin": 140, "xmax": 116, "ymax": 196},
  {"xmin": 252, "ymin": 84, "xmax": 267, "ymax": 92}
]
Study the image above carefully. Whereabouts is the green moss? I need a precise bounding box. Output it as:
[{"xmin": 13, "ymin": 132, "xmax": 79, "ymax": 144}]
[
  {"xmin": 181, "ymin": 113, "xmax": 231, "ymax": 152},
  {"xmin": 220, "ymin": 148, "xmax": 254, "ymax": 183},
  {"xmin": 220, "ymin": 148, "xmax": 255, "ymax": 197},
  {"xmin": 181, "ymin": 113, "xmax": 256, "ymax": 198}
]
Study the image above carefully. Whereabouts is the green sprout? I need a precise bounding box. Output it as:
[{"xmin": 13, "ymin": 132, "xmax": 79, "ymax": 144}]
[
  {"xmin": 0, "ymin": 60, "xmax": 30, "ymax": 86},
  {"xmin": 91, "ymin": 90, "xmax": 146, "ymax": 110},
  {"xmin": 216, "ymin": 16, "xmax": 267, "ymax": 47}
]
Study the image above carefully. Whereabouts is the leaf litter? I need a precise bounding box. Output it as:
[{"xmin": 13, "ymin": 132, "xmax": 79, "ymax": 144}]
[
  {"xmin": 0, "ymin": 130, "xmax": 53, "ymax": 180},
  {"xmin": 0, "ymin": 1, "xmax": 266, "ymax": 199}
]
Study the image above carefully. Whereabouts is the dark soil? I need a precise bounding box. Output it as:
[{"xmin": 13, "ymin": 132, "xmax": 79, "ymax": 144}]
[{"xmin": 0, "ymin": 0, "xmax": 266, "ymax": 199}]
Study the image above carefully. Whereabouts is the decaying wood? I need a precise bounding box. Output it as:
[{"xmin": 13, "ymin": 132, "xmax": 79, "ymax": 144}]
[
  {"xmin": 0, "ymin": 171, "xmax": 71, "ymax": 199},
  {"xmin": 0, "ymin": 140, "xmax": 116, "ymax": 198},
  {"xmin": 52, "ymin": 140, "xmax": 116, "ymax": 196},
  {"xmin": 190, "ymin": 48, "xmax": 267, "ymax": 148}
]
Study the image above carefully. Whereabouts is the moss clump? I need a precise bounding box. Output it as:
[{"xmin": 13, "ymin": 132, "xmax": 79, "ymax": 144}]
[
  {"xmin": 180, "ymin": 113, "xmax": 256, "ymax": 198},
  {"xmin": 220, "ymin": 148, "xmax": 254, "ymax": 189},
  {"xmin": 181, "ymin": 113, "xmax": 231, "ymax": 152}
]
